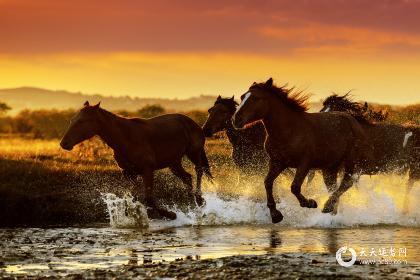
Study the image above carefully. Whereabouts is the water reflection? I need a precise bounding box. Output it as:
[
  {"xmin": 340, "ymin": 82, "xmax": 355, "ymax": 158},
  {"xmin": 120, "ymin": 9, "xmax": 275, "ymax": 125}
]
[
  {"xmin": 266, "ymin": 229, "xmax": 282, "ymax": 253},
  {"xmin": 1, "ymin": 225, "xmax": 419, "ymax": 276},
  {"xmin": 326, "ymin": 228, "xmax": 338, "ymax": 254}
]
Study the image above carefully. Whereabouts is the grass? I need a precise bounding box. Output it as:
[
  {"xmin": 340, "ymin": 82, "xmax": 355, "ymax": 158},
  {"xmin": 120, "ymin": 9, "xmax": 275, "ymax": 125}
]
[{"xmin": 0, "ymin": 135, "xmax": 252, "ymax": 226}]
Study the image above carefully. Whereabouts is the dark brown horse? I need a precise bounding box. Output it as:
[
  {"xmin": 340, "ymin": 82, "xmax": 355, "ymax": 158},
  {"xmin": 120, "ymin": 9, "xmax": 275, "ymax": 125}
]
[
  {"xmin": 60, "ymin": 102, "xmax": 212, "ymax": 220},
  {"xmin": 320, "ymin": 93, "xmax": 420, "ymax": 212},
  {"xmin": 233, "ymin": 78, "xmax": 372, "ymax": 223},
  {"xmin": 202, "ymin": 96, "xmax": 268, "ymax": 175},
  {"xmin": 321, "ymin": 93, "xmax": 388, "ymax": 122},
  {"xmin": 202, "ymin": 96, "xmax": 298, "ymax": 182}
]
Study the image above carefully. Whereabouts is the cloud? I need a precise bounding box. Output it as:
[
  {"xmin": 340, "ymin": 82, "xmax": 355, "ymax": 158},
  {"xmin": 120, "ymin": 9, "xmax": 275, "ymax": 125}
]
[
  {"xmin": 1, "ymin": 0, "xmax": 420, "ymax": 55},
  {"xmin": 258, "ymin": 23, "xmax": 420, "ymax": 55}
]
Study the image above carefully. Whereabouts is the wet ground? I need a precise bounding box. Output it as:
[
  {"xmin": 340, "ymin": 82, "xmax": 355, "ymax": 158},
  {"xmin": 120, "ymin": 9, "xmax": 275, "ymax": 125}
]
[
  {"xmin": 0, "ymin": 225, "xmax": 419, "ymax": 278},
  {"xmin": 1, "ymin": 173, "xmax": 419, "ymax": 278}
]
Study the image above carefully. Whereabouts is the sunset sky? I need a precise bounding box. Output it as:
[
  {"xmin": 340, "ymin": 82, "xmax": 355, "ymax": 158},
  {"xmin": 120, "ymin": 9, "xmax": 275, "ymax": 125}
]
[{"xmin": 1, "ymin": 0, "xmax": 420, "ymax": 104}]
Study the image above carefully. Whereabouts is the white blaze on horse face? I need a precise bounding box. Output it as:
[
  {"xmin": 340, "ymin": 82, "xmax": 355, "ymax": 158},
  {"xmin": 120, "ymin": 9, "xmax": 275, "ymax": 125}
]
[
  {"xmin": 403, "ymin": 131, "xmax": 413, "ymax": 148},
  {"xmin": 324, "ymin": 106, "xmax": 331, "ymax": 112},
  {"xmin": 235, "ymin": 91, "xmax": 252, "ymax": 114}
]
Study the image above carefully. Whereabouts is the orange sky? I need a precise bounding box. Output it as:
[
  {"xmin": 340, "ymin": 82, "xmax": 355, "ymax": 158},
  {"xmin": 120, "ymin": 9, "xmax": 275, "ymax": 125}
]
[{"xmin": 1, "ymin": 0, "xmax": 420, "ymax": 104}]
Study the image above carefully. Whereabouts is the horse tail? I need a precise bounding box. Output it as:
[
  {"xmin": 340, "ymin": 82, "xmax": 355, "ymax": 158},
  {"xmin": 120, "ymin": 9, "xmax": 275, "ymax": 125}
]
[{"xmin": 201, "ymin": 148, "xmax": 213, "ymax": 180}]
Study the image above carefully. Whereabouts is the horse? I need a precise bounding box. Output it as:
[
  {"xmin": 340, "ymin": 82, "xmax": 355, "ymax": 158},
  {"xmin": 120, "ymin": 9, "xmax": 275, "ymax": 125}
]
[
  {"xmin": 202, "ymin": 96, "xmax": 268, "ymax": 176},
  {"xmin": 306, "ymin": 93, "xmax": 390, "ymax": 187},
  {"xmin": 320, "ymin": 93, "xmax": 420, "ymax": 212},
  {"xmin": 321, "ymin": 93, "xmax": 388, "ymax": 122},
  {"xmin": 232, "ymin": 78, "xmax": 372, "ymax": 223},
  {"xmin": 60, "ymin": 101, "xmax": 212, "ymax": 220},
  {"xmin": 202, "ymin": 96, "xmax": 299, "ymax": 182}
]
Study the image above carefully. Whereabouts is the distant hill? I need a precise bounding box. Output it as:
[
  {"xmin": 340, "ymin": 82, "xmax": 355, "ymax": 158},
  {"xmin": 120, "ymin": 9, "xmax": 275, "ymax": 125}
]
[{"xmin": 0, "ymin": 87, "xmax": 218, "ymax": 114}]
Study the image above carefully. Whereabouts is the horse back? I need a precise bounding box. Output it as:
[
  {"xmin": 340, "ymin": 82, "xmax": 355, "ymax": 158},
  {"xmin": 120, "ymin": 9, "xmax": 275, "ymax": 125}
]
[
  {"xmin": 143, "ymin": 113, "xmax": 204, "ymax": 149},
  {"xmin": 303, "ymin": 112, "xmax": 372, "ymax": 166}
]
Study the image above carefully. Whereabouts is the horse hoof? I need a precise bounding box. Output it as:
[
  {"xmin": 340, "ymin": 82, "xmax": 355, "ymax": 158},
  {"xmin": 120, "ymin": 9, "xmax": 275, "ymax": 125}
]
[
  {"xmin": 300, "ymin": 199, "xmax": 318, "ymax": 208},
  {"xmin": 307, "ymin": 199, "xmax": 318, "ymax": 208},
  {"xmin": 270, "ymin": 210, "xmax": 284, "ymax": 224},
  {"xmin": 158, "ymin": 208, "xmax": 177, "ymax": 220},
  {"xmin": 322, "ymin": 203, "xmax": 335, "ymax": 213},
  {"xmin": 195, "ymin": 195, "xmax": 205, "ymax": 207},
  {"xmin": 322, "ymin": 196, "xmax": 337, "ymax": 213},
  {"xmin": 165, "ymin": 211, "xmax": 177, "ymax": 220}
]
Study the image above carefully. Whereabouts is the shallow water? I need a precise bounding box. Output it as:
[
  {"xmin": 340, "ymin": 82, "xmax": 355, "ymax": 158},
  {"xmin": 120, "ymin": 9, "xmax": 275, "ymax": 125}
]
[
  {"xmin": 1, "ymin": 174, "xmax": 419, "ymax": 276},
  {"xmin": 1, "ymin": 225, "xmax": 419, "ymax": 276}
]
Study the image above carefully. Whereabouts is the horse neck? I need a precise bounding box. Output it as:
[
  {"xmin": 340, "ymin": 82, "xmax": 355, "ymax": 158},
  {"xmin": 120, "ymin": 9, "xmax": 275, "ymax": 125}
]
[
  {"xmin": 96, "ymin": 110, "xmax": 131, "ymax": 153},
  {"xmin": 263, "ymin": 99, "xmax": 304, "ymax": 139},
  {"xmin": 225, "ymin": 120, "xmax": 239, "ymax": 144}
]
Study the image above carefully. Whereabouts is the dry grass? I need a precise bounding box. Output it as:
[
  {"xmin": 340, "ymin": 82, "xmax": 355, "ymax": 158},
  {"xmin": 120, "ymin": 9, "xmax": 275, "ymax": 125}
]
[{"xmin": 0, "ymin": 135, "xmax": 246, "ymax": 226}]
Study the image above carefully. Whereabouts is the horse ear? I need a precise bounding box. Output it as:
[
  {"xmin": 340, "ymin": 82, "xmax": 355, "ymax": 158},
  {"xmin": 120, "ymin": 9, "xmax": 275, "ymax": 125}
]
[
  {"xmin": 93, "ymin": 102, "xmax": 101, "ymax": 108},
  {"xmin": 84, "ymin": 101, "xmax": 90, "ymax": 107},
  {"xmin": 217, "ymin": 95, "xmax": 222, "ymax": 100},
  {"xmin": 265, "ymin": 78, "xmax": 273, "ymax": 87}
]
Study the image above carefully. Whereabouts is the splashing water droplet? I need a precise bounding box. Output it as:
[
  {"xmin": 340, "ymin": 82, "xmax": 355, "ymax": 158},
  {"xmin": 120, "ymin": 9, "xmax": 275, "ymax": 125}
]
[{"xmin": 101, "ymin": 193, "xmax": 149, "ymax": 228}]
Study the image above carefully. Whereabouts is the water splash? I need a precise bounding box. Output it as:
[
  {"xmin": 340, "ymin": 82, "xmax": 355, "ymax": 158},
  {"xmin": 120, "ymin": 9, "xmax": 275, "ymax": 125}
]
[
  {"xmin": 101, "ymin": 193, "xmax": 149, "ymax": 228},
  {"xmin": 101, "ymin": 174, "xmax": 419, "ymax": 229}
]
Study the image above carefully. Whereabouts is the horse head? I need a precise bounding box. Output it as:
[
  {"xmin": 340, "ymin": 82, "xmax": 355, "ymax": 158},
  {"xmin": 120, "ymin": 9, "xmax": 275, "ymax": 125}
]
[
  {"xmin": 232, "ymin": 78, "xmax": 274, "ymax": 129},
  {"xmin": 202, "ymin": 95, "xmax": 237, "ymax": 136},
  {"xmin": 60, "ymin": 101, "xmax": 102, "ymax": 150}
]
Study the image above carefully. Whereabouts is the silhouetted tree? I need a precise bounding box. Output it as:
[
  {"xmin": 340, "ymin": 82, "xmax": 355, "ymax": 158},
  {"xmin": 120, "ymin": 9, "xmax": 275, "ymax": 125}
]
[
  {"xmin": 137, "ymin": 104, "xmax": 165, "ymax": 118},
  {"xmin": 0, "ymin": 102, "xmax": 11, "ymax": 115}
]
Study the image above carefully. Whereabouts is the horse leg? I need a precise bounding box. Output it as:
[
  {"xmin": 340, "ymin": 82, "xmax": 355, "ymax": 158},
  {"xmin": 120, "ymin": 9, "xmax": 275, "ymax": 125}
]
[
  {"xmin": 142, "ymin": 169, "xmax": 177, "ymax": 220},
  {"xmin": 402, "ymin": 178, "xmax": 415, "ymax": 214},
  {"xmin": 291, "ymin": 165, "xmax": 317, "ymax": 208},
  {"xmin": 264, "ymin": 161, "xmax": 286, "ymax": 223},
  {"xmin": 194, "ymin": 165, "xmax": 204, "ymax": 206},
  {"xmin": 322, "ymin": 166, "xmax": 355, "ymax": 213},
  {"xmin": 306, "ymin": 170, "xmax": 315, "ymax": 189},
  {"xmin": 186, "ymin": 149, "xmax": 206, "ymax": 206},
  {"xmin": 122, "ymin": 169, "xmax": 140, "ymax": 198},
  {"xmin": 403, "ymin": 166, "xmax": 419, "ymax": 214},
  {"xmin": 169, "ymin": 162, "xmax": 193, "ymax": 194},
  {"xmin": 322, "ymin": 168, "xmax": 338, "ymax": 193}
]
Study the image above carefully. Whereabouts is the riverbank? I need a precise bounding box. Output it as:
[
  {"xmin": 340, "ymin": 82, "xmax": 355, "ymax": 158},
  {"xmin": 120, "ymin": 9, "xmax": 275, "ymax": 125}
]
[{"xmin": 47, "ymin": 253, "xmax": 420, "ymax": 279}]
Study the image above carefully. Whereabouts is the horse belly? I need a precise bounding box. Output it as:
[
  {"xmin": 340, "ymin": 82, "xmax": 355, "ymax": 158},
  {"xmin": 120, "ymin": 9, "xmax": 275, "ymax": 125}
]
[
  {"xmin": 153, "ymin": 140, "xmax": 187, "ymax": 169},
  {"xmin": 307, "ymin": 132, "xmax": 350, "ymax": 168}
]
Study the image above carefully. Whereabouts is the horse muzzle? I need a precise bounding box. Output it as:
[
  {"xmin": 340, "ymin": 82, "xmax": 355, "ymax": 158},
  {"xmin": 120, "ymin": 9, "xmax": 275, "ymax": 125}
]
[
  {"xmin": 202, "ymin": 127, "xmax": 214, "ymax": 137},
  {"xmin": 60, "ymin": 140, "xmax": 74, "ymax": 151}
]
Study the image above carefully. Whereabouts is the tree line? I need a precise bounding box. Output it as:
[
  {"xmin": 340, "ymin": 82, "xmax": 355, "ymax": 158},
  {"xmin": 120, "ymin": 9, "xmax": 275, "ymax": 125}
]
[
  {"xmin": 0, "ymin": 104, "xmax": 208, "ymax": 139},
  {"xmin": 0, "ymin": 102, "xmax": 418, "ymax": 139}
]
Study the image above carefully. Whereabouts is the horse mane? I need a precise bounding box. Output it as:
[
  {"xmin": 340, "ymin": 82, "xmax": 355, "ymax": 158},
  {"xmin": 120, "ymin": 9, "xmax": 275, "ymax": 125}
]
[
  {"xmin": 323, "ymin": 93, "xmax": 387, "ymax": 124},
  {"xmin": 215, "ymin": 97, "xmax": 238, "ymax": 113},
  {"xmin": 96, "ymin": 106, "xmax": 147, "ymax": 124},
  {"xmin": 252, "ymin": 82, "xmax": 309, "ymax": 112}
]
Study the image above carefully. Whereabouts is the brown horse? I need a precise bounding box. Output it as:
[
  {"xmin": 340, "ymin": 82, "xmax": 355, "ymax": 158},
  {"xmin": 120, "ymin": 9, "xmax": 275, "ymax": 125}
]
[
  {"xmin": 60, "ymin": 101, "xmax": 212, "ymax": 220},
  {"xmin": 233, "ymin": 78, "xmax": 372, "ymax": 223},
  {"xmin": 202, "ymin": 95, "xmax": 297, "ymax": 182},
  {"xmin": 320, "ymin": 93, "xmax": 420, "ymax": 212}
]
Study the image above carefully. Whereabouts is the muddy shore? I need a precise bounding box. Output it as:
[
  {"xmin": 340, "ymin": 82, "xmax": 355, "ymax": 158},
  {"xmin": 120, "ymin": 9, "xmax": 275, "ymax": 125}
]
[{"xmin": 12, "ymin": 253, "xmax": 416, "ymax": 280}]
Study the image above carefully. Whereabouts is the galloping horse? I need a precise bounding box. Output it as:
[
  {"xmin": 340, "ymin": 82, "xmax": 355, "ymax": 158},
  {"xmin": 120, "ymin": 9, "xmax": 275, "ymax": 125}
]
[
  {"xmin": 321, "ymin": 93, "xmax": 388, "ymax": 122},
  {"xmin": 202, "ymin": 96, "xmax": 268, "ymax": 175},
  {"xmin": 60, "ymin": 102, "xmax": 212, "ymax": 220},
  {"xmin": 233, "ymin": 78, "xmax": 372, "ymax": 223},
  {"xmin": 320, "ymin": 94, "xmax": 420, "ymax": 212}
]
